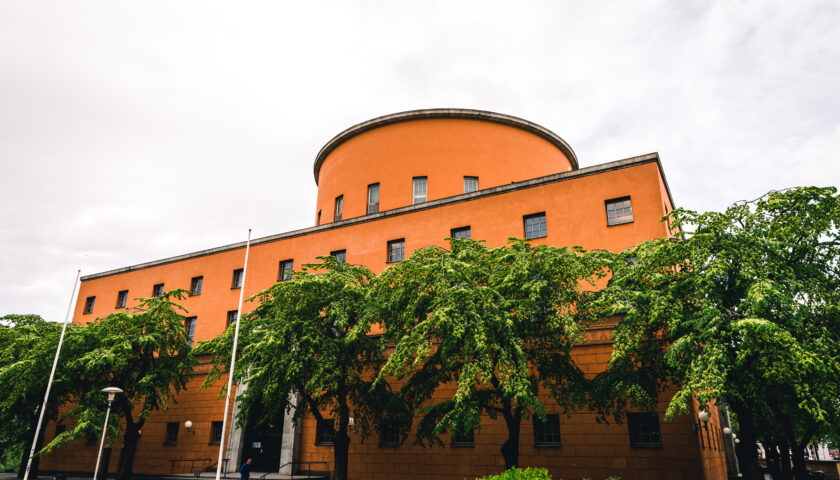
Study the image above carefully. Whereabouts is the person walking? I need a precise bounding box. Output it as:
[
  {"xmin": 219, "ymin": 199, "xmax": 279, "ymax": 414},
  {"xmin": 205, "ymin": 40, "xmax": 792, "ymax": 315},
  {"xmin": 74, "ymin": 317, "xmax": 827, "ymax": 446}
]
[{"xmin": 240, "ymin": 458, "xmax": 252, "ymax": 480}]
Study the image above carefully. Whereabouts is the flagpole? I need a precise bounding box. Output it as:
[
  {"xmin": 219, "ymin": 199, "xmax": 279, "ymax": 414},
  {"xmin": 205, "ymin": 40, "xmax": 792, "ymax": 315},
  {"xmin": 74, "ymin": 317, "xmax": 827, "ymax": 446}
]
[
  {"xmin": 216, "ymin": 230, "xmax": 252, "ymax": 480},
  {"xmin": 23, "ymin": 269, "xmax": 81, "ymax": 480}
]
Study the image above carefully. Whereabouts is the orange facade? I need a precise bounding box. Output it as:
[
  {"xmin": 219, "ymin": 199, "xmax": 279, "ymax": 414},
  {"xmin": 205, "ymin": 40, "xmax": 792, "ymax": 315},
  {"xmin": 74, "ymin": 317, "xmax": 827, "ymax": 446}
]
[{"xmin": 39, "ymin": 109, "xmax": 727, "ymax": 480}]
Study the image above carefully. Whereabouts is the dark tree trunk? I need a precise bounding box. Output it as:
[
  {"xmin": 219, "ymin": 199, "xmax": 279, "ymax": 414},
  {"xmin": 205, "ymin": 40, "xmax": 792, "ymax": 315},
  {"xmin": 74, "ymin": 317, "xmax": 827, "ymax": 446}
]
[
  {"xmin": 115, "ymin": 421, "xmax": 141, "ymax": 480},
  {"xmin": 18, "ymin": 413, "xmax": 46, "ymax": 479},
  {"xmin": 332, "ymin": 429, "xmax": 350, "ymax": 480},
  {"xmin": 499, "ymin": 406, "xmax": 521, "ymax": 470},
  {"xmin": 765, "ymin": 442, "xmax": 782, "ymax": 480},
  {"xmin": 731, "ymin": 404, "xmax": 763, "ymax": 480},
  {"xmin": 790, "ymin": 444, "xmax": 809, "ymax": 480},
  {"xmin": 778, "ymin": 437, "xmax": 792, "ymax": 480}
]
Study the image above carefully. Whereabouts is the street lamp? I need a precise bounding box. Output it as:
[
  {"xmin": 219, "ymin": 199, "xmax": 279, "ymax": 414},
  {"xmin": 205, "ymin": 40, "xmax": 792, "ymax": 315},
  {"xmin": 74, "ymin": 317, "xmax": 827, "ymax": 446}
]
[
  {"xmin": 723, "ymin": 427, "xmax": 732, "ymax": 435},
  {"xmin": 93, "ymin": 387, "xmax": 123, "ymax": 480}
]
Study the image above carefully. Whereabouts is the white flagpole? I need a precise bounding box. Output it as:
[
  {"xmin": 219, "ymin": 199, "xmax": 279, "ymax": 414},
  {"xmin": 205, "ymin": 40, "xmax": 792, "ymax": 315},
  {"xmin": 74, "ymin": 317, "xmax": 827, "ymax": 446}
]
[
  {"xmin": 216, "ymin": 230, "xmax": 252, "ymax": 480},
  {"xmin": 23, "ymin": 269, "xmax": 81, "ymax": 480}
]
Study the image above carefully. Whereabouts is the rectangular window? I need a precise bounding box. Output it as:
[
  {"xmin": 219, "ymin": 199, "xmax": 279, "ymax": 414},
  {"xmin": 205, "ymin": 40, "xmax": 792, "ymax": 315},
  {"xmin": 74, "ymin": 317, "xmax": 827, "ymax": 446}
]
[
  {"xmin": 190, "ymin": 276, "xmax": 203, "ymax": 296},
  {"xmin": 523, "ymin": 212, "xmax": 547, "ymax": 239},
  {"xmin": 464, "ymin": 176, "xmax": 478, "ymax": 193},
  {"xmin": 534, "ymin": 414, "xmax": 562, "ymax": 447},
  {"xmin": 55, "ymin": 424, "xmax": 67, "ymax": 438},
  {"xmin": 367, "ymin": 183, "xmax": 380, "ymax": 214},
  {"xmin": 164, "ymin": 422, "xmax": 179, "ymax": 446},
  {"xmin": 317, "ymin": 210, "xmax": 321, "ymax": 226},
  {"xmin": 334, "ymin": 195, "xmax": 343, "ymax": 222},
  {"xmin": 210, "ymin": 421, "xmax": 223, "ymax": 445},
  {"xmin": 387, "ymin": 239, "xmax": 405, "ymax": 263},
  {"xmin": 628, "ymin": 412, "xmax": 662, "ymax": 448},
  {"xmin": 450, "ymin": 226, "xmax": 471, "ymax": 239},
  {"xmin": 413, "ymin": 176, "xmax": 427, "ymax": 204},
  {"xmin": 278, "ymin": 259, "xmax": 294, "ymax": 281},
  {"xmin": 86, "ymin": 433, "xmax": 97, "ymax": 445},
  {"xmin": 232, "ymin": 268, "xmax": 244, "ymax": 289},
  {"xmin": 185, "ymin": 317, "xmax": 197, "ymax": 348},
  {"xmin": 116, "ymin": 290, "xmax": 128, "ymax": 309},
  {"xmin": 83, "ymin": 296, "xmax": 95, "ymax": 314},
  {"xmin": 606, "ymin": 197, "xmax": 634, "ymax": 226},
  {"xmin": 315, "ymin": 419, "xmax": 335, "ymax": 446},
  {"xmin": 227, "ymin": 310, "xmax": 238, "ymax": 327},
  {"xmin": 331, "ymin": 249, "xmax": 346, "ymax": 263},
  {"xmin": 379, "ymin": 423, "xmax": 400, "ymax": 447},
  {"xmin": 451, "ymin": 428, "xmax": 474, "ymax": 447},
  {"xmin": 153, "ymin": 283, "xmax": 164, "ymax": 298}
]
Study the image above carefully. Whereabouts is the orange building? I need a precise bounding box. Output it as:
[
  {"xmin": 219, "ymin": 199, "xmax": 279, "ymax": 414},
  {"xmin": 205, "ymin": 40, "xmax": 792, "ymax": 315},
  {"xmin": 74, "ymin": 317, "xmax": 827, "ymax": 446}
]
[{"xmin": 40, "ymin": 109, "xmax": 728, "ymax": 480}]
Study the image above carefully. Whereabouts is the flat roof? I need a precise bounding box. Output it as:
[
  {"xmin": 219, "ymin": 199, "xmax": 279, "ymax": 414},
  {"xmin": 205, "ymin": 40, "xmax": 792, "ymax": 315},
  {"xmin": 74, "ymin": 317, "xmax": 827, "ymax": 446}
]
[
  {"xmin": 82, "ymin": 152, "xmax": 669, "ymax": 281},
  {"xmin": 313, "ymin": 108, "xmax": 579, "ymax": 184}
]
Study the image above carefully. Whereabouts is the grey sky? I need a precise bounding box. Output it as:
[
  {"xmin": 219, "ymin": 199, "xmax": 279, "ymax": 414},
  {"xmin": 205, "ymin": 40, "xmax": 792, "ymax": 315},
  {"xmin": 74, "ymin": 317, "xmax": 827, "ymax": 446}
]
[{"xmin": 1, "ymin": 0, "xmax": 838, "ymax": 322}]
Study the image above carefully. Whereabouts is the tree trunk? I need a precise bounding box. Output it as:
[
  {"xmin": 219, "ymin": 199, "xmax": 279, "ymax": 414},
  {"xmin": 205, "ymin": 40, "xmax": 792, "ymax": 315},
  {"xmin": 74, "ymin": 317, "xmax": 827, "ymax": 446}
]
[
  {"xmin": 500, "ymin": 407, "xmax": 521, "ymax": 470},
  {"xmin": 115, "ymin": 422, "xmax": 141, "ymax": 480},
  {"xmin": 731, "ymin": 404, "xmax": 762, "ymax": 480},
  {"xmin": 778, "ymin": 437, "xmax": 792, "ymax": 480},
  {"xmin": 790, "ymin": 444, "xmax": 809, "ymax": 480},
  {"xmin": 18, "ymin": 413, "xmax": 46, "ymax": 479},
  {"xmin": 332, "ymin": 429, "xmax": 350, "ymax": 480},
  {"xmin": 765, "ymin": 442, "xmax": 782, "ymax": 480}
]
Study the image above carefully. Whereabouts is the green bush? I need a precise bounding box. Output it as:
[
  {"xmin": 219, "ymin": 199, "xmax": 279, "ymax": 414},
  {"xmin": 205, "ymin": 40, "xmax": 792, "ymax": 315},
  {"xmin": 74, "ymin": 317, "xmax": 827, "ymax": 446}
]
[{"xmin": 475, "ymin": 467, "xmax": 552, "ymax": 480}]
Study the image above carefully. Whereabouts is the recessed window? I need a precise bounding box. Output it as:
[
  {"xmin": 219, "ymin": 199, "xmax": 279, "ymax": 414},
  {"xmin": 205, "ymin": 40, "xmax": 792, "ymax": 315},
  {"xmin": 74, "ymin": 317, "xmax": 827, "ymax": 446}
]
[
  {"xmin": 534, "ymin": 414, "xmax": 562, "ymax": 447},
  {"xmin": 190, "ymin": 276, "xmax": 203, "ymax": 296},
  {"xmin": 232, "ymin": 269, "xmax": 244, "ymax": 289},
  {"xmin": 164, "ymin": 422, "xmax": 179, "ymax": 446},
  {"xmin": 153, "ymin": 283, "xmax": 164, "ymax": 298},
  {"xmin": 185, "ymin": 317, "xmax": 197, "ymax": 348},
  {"xmin": 334, "ymin": 195, "xmax": 343, "ymax": 222},
  {"xmin": 210, "ymin": 421, "xmax": 223, "ymax": 445},
  {"xmin": 523, "ymin": 212, "xmax": 547, "ymax": 239},
  {"xmin": 83, "ymin": 296, "xmax": 95, "ymax": 314},
  {"xmin": 315, "ymin": 419, "xmax": 335, "ymax": 446},
  {"xmin": 278, "ymin": 259, "xmax": 294, "ymax": 281},
  {"xmin": 451, "ymin": 428, "xmax": 474, "ymax": 447},
  {"xmin": 606, "ymin": 197, "xmax": 634, "ymax": 226},
  {"xmin": 450, "ymin": 226, "xmax": 471, "ymax": 239},
  {"xmin": 86, "ymin": 433, "xmax": 97, "ymax": 445},
  {"xmin": 227, "ymin": 310, "xmax": 238, "ymax": 327},
  {"xmin": 387, "ymin": 239, "xmax": 405, "ymax": 263},
  {"xmin": 55, "ymin": 424, "xmax": 67, "ymax": 438},
  {"xmin": 317, "ymin": 210, "xmax": 321, "ymax": 226},
  {"xmin": 331, "ymin": 250, "xmax": 346, "ymax": 263},
  {"xmin": 379, "ymin": 423, "xmax": 400, "ymax": 447},
  {"xmin": 627, "ymin": 412, "xmax": 662, "ymax": 448},
  {"xmin": 464, "ymin": 176, "xmax": 478, "ymax": 193},
  {"xmin": 116, "ymin": 290, "xmax": 128, "ymax": 309},
  {"xmin": 367, "ymin": 183, "xmax": 380, "ymax": 214},
  {"xmin": 413, "ymin": 176, "xmax": 427, "ymax": 205}
]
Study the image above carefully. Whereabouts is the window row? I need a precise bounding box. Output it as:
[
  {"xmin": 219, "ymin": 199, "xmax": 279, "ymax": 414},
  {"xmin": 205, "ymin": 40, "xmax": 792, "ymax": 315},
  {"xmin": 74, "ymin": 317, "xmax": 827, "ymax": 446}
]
[
  {"xmin": 314, "ymin": 412, "xmax": 661, "ymax": 449},
  {"xmin": 70, "ymin": 420, "xmax": 224, "ymax": 446},
  {"xmin": 331, "ymin": 176, "xmax": 481, "ymax": 223}
]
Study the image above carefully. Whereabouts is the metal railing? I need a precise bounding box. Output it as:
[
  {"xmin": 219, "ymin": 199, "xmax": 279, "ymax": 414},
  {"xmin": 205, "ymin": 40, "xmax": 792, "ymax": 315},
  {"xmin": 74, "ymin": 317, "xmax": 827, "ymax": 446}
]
[
  {"xmin": 193, "ymin": 459, "xmax": 229, "ymax": 478},
  {"xmin": 259, "ymin": 461, "xmax": 329, "ymax": 480},
  {"xmin": 135, "ymin": 458, "xmax": 212, "ymax": 475}
]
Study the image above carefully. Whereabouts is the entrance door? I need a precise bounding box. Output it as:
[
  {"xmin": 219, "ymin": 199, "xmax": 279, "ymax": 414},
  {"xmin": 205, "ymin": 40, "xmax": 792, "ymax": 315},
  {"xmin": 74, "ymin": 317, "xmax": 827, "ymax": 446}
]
[{"xmin": 241, "ymin": 405, "xmax": 284, "ymax": 472}]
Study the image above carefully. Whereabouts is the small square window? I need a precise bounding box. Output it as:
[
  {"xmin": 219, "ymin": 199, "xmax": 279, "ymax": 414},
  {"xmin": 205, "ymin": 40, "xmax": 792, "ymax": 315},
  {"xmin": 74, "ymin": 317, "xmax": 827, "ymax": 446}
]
[
  {"xmin": 534, "ymin": 414, "xmax": 562, "ymax": 447},
  {"xmin": 628, "ymin": 412, "xmax": 662, "ymax": 448},
  {"xmin": 524, "ymin": 213, "xmax": 547, "ymax": 239},
  {"xmin": 606, "ymin": 197, "xmax": 634, "ymax": 226},
  {"xmin": 387, "ymin": 239, "xmax": 405, "ymax": 263},
  {"xmin": 315, "ymin": 419, "xmax": 335, "ymax": 446},
  {"xmin": 210, "ymin": 421, "xmax": 223, "ymax": 445},
  {"xmin": 232, "ymin": 269, "xmax": 244, "ymax": 289},
  {"xmin": 116, "ymin": 290, "xmax": 128, "ymax": 309},
  {"xmin": 334, "ymin": 195, "xmax": 343, "ymax": 222},
  {"xmin": 55, "ymin": 424, "xmax": 67, "ymax": 438},
  {"xmin": 464, "ymin": 176, "xmax": 478, "ymax": 193},
  {"xmin": 379, "ymin": 423, "xmax": 400, "ymax": 447},
  {"xmin": 278, "ymin": 259, "xmax": 294, "ymax": 281},
  {"xmin": 164, "ymin": 422, "xmax": 179, "ymax": 446},
  {"xmin": 450, "ymin": 226, "xmax": 471, "ymax": 239},
  {"xmin": 153, "ymin": 283, "xmax": 164, "ymax": 298},
  {"xmin": 367, "ymin": 183, "xmax": 380, "ymax": 214},
  {"xmin": 190, "ymin": 276, "xmax": 203, "ymax": 296},
  {"xmin": 86, "ymin": 433, "xmax": 97, "ymax": 446},
  {"xmin": 330, "ymin": 250, "xmax": 346, "ymax": 263},
  {"xmin": 451, "ymin": 428, "xmax": 474, "ymax": 447},
  {"xmin": 185, "ymin": 317, "xmax": 197, "ymax": 348},
  {"xmin": 83, "ymin": 296, "xmax": 95, "ymax": 314},
  {"xmin": 227, "ymin": 310, "xmax": 238, "ymax": 327},
  {"xmin": 413, "ymin": 177, "xmax": 427, "ymax": 205}
]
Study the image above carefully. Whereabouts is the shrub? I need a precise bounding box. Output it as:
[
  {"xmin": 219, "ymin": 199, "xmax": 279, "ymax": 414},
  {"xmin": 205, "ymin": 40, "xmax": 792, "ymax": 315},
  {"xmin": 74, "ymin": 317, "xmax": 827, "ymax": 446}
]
[{"xmin": 475, "ymin": 467, "xmax": 552, "ymax": 480}]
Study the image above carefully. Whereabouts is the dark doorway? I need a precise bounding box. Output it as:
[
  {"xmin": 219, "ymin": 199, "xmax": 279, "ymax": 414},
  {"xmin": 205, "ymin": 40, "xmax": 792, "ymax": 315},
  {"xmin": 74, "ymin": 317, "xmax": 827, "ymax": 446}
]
[{"xmin": 241, "ymin": 403, "xmax": 284, "ymax": 472}]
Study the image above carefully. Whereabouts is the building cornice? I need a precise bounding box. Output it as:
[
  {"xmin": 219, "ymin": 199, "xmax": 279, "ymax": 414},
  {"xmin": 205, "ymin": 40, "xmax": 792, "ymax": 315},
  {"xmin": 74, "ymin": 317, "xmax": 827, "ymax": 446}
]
[
  {"xmin": 313, "ymin": 108, "xmax": 579, "ymax": 184},
  {"xmin": 81, "ymin": 153, "xmax": 669, "ymax": 282}
]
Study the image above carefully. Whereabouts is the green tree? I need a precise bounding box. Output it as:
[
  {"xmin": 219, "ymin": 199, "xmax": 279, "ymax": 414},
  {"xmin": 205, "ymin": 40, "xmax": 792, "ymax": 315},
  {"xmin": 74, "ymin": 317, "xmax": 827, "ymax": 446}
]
[
  {"xmin": 41, "ymin": 291, "xmax": 197, "ymax": 480},
  {"xmin": 198, "ymin": 258, "xmax": 392, "ymax": 480},
  {"xmin": 602, "ymin": 187, "xmax": 840, "ymax": 480},
  {"xmin": 373, "ymin": 239, "xmax": 606, "ymax": 469}
]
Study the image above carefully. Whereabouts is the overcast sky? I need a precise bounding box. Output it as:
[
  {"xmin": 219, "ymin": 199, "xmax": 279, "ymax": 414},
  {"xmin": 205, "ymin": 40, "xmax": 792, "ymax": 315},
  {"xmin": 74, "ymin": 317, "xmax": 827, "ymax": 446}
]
[{"xmin": 1, "ymin": 0, "xmax": 838, "ymax": 322}]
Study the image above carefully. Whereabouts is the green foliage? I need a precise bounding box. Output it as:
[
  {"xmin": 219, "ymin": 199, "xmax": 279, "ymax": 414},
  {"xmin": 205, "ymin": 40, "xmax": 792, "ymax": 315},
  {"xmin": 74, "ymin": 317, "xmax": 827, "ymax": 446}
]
[
  {"xmin": 0, "ymin": 442, "xmax": 23, "ymax": 472},
  {"xmin": 374, "ymin": 238, "xmax": 607, "ymax": 467},
  {"xmin": 474, "ymin": 467, "xmax": 552, "ymax": 479}
]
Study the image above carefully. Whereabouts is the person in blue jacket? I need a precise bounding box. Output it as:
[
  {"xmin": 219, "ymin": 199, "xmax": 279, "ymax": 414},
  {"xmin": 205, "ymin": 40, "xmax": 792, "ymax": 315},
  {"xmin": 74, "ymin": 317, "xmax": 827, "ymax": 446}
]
[{"xmin": 240, "ymin": 458, "xmax": 252, "ymax": 480}]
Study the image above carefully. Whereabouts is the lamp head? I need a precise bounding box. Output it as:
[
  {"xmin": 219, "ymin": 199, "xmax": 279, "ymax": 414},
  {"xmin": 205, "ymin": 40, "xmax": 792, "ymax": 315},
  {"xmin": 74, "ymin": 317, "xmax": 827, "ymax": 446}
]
[
  {"xmin": 723, "ymin": 427, "xmax": 732, "ymax": 435},
  {"xmin": 185, "ymin": 420, "xmax": 193, "ymax": 429},
  {"xmin": 101, "ymin": 387, "xmax": 124, "ymax": 402},
  {"xmin": 697, "ymin": 411, "xmax": 711, "ymax": 423}
]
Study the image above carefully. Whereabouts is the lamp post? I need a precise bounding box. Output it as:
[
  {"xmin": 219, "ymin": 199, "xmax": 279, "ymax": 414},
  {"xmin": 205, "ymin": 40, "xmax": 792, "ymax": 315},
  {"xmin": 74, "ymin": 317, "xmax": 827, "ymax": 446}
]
[{"xmin": 93, "ymin": 387, "xmax": 123, "ymax": 480}]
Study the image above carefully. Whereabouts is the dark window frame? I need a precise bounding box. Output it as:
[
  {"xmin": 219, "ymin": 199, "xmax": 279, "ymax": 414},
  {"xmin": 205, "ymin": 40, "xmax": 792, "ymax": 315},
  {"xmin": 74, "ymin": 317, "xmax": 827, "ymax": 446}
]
[
  {"xmin": 533, "ymin": 414, "xmax": 562, "ymax": 447},
  {"xmin": 450, "ymin": 226, "xmax": 471, "ymax": 239},
  {"xmin": 231, "ymin": 268, "xmax": 244, "ymax": 289},
  {"xmin": 412, "ymin": 176, "xmax": 427, "ymax": 205},
  {"xmin": 190, "ymin": 276, "xmax": 203, "ymax": 296},
  {"xmin": 86, "ymin": 433, "xmax": 97, "ymax": 446},
  {"xmin": 55, "ymin": 424, "xmax": 67, "ymax": 438},
  {"xmin": 463, "ymin": 176, "xmax": 479, "ymax": 193},
  {"xmin": 450, "ymin": 428, "xmax": 475, "ymax": 447},
  {"xmin": 330, "ymin": 249, "xmax": 346, "ymax": 263},
  {"xmin": 116, "ymin": 290, "xmax": 128, "ymax": 309},
  {"xmin": 367, "ymin": 183, "xmax": 380, "ymax": 214},
  {"xmin": 226, "ymin": 310, "xmax": 238, "ymax": 327},
  {"xmin": 315, "ymin": 418, "xmax": 335, "ymax": 446},
  {"xmin": 185, "ymin": 316, "xmax": 197, "ymax": 348},
  {"xmin": 83, "ymin": 296, "xmax": 95, "ymax": 314},
  {"xmin": 334, "ymin": 195, "xmax": 343, "ymax": 222},
  {"xmin": 153, "ymin": 283, "xmax": 164, "ymax": 298},
  {"xmin": 164, "ymin": 421, "xmax": 179, "ymax": 446},
  {"xmin": 627, "ymin": 412, "xmax": 663, "ymax": 449},
  {"xmin": 606, "ymin": 196, "xmax": 634, "ymax": 226},
  {"xmin": 379, "ymin": 422, "xmax": 401, "ymax": 447},
  {"xmin": 523, "ymin": 212, "xmax": 547, "ymax": 239},
  {"xmin": 210, "ymin": 421, "xmax": 223, "ymax": 446},
  {"xmin": 278, "ymin": 259, "xmax": 294, "ymax": 281},
  {"xmin": 387, "ymin": 239, "xmax": 405, "ymax": 263}
]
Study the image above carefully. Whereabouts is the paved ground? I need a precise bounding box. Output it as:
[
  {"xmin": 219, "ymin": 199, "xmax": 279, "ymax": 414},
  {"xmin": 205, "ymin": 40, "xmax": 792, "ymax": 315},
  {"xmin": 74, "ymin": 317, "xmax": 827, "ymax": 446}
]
[{"xmin": 0, "ymin": 473, "xmax": 326, "ymax": 480}]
